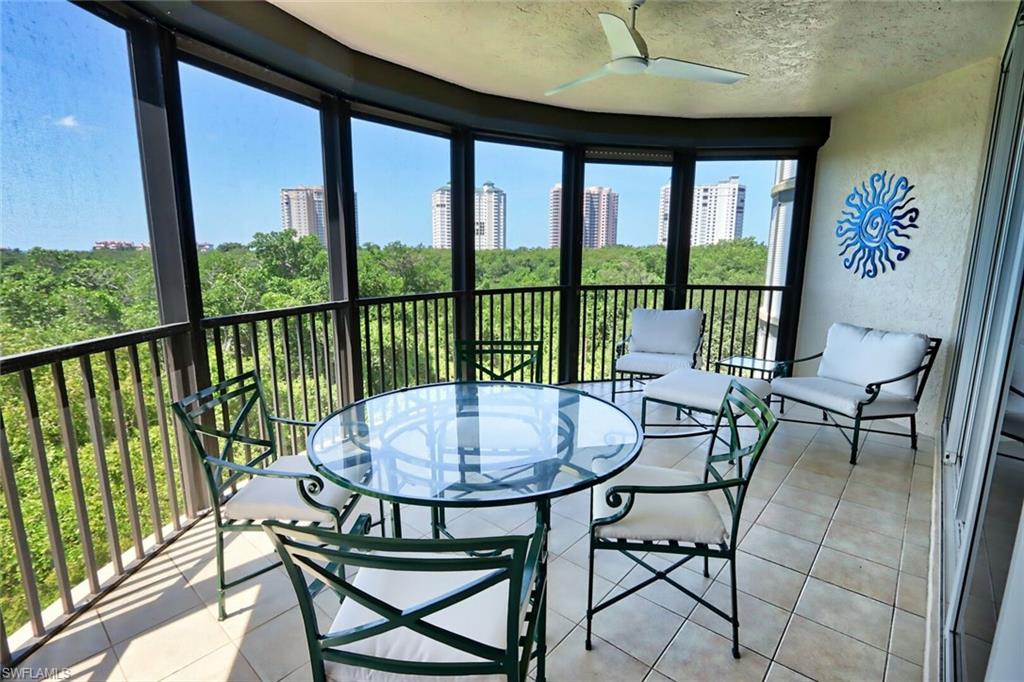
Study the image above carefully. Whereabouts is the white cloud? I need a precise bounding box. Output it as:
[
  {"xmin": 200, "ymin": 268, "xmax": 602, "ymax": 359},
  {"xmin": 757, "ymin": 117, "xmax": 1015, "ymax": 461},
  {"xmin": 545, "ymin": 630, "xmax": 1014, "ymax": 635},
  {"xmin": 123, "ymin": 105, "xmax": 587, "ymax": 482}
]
[{"xmin": 54, "ymin": 115, "xmax": 80, "ymax": 128}]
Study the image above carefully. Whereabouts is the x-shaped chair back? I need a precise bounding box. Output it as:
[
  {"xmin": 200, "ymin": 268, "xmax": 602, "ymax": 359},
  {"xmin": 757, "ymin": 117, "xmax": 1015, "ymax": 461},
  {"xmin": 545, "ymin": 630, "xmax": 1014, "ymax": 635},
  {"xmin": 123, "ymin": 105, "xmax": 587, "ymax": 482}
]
[
  {"xmin": 456, "ymin": 339, "xmax": 543, "ymax": 382},
  {"xmin": 172, "ymin": 370, "xmax": 279, "ymax": 502},
  {"xmin": 705, "ymin": 381, "xmax": 778, "ymax": 548},
  {"xmin": 264, "ymin": 521, "xmax": 542, "ymax": 681}
]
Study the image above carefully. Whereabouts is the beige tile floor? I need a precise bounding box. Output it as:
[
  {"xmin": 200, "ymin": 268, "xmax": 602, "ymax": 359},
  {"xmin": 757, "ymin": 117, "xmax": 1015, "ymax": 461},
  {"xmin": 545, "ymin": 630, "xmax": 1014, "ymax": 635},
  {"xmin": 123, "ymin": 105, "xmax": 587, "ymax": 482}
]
[{"xmin": 20, "ymin": 382, "xmax": 933, "ymax": 681}]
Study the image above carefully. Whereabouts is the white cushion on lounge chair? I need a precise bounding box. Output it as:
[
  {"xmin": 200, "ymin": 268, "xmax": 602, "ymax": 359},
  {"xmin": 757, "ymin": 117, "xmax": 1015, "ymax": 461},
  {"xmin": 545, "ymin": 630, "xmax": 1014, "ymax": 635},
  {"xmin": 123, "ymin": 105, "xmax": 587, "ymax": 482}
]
[
  {"xmin": 630, "ymin": 308, "xmax": 703, "ymax": 356},
  {"xmin": 645, "ymin": 368, "xmax": 771, "ymax": 414},
  {"xmin": 592, "ymin": 464, "xmax": 728, "ymax": 544},
  {"xmin": 772, "ymin": 376, "xmax": 917, "ymax": 418},
  {"xmin": 325, "ymin": 558, "xmax": 511, "ymax": 682},
  {"xmin": 616, "ymin": 352, "xmax": 695, "ymax": 376},
  {"xmin": 221, "ymin": 454, "xmax": 352, "ymax": 525},
  {"xmin": 817, "ymin": 323, "xmax": 929, "ymax": 399}
]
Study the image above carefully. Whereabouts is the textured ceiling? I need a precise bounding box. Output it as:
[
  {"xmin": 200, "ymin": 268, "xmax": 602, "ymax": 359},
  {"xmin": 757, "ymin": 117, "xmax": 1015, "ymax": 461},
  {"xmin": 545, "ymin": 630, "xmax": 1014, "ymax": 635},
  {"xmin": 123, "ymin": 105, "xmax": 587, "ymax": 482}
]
[{"xmin": 272, "ymin": 0, "xmax": 1015, "ymax": 118}]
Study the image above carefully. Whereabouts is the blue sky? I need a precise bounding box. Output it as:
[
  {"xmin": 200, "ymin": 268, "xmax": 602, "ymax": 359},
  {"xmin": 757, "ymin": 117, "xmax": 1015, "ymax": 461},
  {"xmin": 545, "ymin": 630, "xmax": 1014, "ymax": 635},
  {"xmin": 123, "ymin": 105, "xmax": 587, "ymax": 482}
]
[{"xmin": 1, "ymin": 0, "xmax": 778, "ymax": 252}]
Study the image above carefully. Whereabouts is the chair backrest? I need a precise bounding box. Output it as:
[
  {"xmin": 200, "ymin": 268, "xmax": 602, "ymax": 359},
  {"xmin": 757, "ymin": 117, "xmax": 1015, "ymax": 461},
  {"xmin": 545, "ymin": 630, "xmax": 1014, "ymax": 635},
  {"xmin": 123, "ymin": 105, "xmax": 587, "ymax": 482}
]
[
  {"xmin": 263, "ymin": 521, "xmax": 543, "ymax": 682},
  {"xmin": 456, "ymin": 339, "xmax": 543, "ymax": 382},
  {"xmin": 817, "ymin": 322, "xmax": 940, "ymax": 400},
  {"xmin": 629, "ymin": 308, "xmax": 703, "ymax": 363},
  {"xmin": 171, "ymin": 370, "xmax": 276, "ymax": 503},
  {"xmin": 705, "ymin": 381, "xmax": 777, "ymax": 548}
]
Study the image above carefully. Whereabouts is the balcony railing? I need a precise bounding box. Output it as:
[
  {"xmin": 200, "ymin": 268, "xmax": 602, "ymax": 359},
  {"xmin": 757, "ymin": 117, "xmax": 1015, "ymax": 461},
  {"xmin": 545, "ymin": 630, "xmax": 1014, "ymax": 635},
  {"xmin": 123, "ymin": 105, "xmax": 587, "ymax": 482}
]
[
  {"xmin": 0, "ymin": 323, "xmax": 194, "ymax": 665},
  {"xmin": 0, "ymin": 281, "xmax": 783, "ymax": 665}
]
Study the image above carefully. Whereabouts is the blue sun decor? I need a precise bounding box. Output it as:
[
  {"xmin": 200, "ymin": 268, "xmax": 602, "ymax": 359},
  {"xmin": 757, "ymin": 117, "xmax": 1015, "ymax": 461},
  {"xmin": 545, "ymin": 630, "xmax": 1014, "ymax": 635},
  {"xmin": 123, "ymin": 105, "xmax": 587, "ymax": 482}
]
[{"xmin": 836, "ymin": 171, "xmax": 920, "ymax": 278}]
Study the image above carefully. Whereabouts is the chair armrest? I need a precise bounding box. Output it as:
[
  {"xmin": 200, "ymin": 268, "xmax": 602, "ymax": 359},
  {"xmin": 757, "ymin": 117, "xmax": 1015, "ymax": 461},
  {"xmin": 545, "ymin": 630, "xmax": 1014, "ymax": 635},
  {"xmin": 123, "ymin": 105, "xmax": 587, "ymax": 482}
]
[
  {"xmin": 205, "ymin": 455, "xmax": 328, "ymax": 498},
  {"xmin": 860, "ymin": 365, "xmax": 930, "ymax": 405},
  {"xmin": 269, "ymin": 415, "xmax": 319, "ymax": 428},
  {"xmin": 614, "ymin": 335, "xmax": 632, "ymax": 358},
  {"xmin": 594, "ymin": 478, "xmax": 744, "ymax": 526},
  {"xmin": 772, "ymin": 351, "xmax": 824, "ymax": 377}
]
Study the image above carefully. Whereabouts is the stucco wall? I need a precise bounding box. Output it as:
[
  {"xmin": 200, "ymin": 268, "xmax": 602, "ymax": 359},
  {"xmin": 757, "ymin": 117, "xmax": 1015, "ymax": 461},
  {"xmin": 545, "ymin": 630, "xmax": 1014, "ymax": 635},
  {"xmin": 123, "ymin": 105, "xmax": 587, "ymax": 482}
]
[{"xmin": 796, "ymin": 59, "xmax": 1000, "ymax": 436}]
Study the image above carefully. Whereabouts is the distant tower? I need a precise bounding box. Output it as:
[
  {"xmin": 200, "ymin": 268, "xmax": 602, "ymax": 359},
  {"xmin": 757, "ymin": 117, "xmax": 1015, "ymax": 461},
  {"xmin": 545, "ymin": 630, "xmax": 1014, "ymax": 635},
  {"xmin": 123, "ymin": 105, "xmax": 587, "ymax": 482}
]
[
  {"xmin": 690, "ymin": 177, "xmax": 745, "ymax": 246},
  {"xmin": 280, "ymin": 186, "xmax": 326, "ymax": 245},
  {"xmin": 474, "ymin": 182, "xmax": 507, "ymax": 250},
  {"xmin": 756, "ymin": 160, "xmax": 798, "ymax": 359},
  {"xmin": 547, "ymin": 183, "xmax": 618, "ymax": 248},
  {"xmin": 433, "ymin": 181, "xmax": 507, "ymax": 249},
  {"xmin": 583, "ymin": 186, "xmax": 618, "ymax": 248},
  {"xmin": 657, "ymin": 183, "xmax": 671, "ymax": 246},
  {"xmin": 432, "ymin": 182, "xmax": 453, "ymax": 248},
  {"xmin": 548, "ymin": 183, "xmax": 562, "ymax": 248}
]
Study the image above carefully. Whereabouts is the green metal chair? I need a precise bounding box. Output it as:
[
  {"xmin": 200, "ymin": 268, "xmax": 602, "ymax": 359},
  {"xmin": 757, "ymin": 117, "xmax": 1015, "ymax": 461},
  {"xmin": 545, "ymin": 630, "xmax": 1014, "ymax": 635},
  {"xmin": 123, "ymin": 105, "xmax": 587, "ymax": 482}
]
[
  {"xmin": 263, "ymin": 517, "xmax": 547, "ymax": 682},
  {"xmin": 456, "ymin": 339, "xmax": 543, "ymax": 382},
  {"xmin": 172, "ymin": 370, "xmax": 369, "ymax": 620},
  {"xmin": 585, "ymin": 380, "xmax": 777, "ymax": 658}
]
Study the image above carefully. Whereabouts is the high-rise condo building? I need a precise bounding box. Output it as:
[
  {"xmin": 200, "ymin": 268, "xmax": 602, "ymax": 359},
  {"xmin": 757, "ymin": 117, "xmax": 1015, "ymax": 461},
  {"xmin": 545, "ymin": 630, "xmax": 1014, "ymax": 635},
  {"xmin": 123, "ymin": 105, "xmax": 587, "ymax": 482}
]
[
  {"xmin": 280, "ymin": 186, "xmax": 326, "ymax": 245},
  {"xmin": 548, "ymin": 183, "xmax": 562, "ymax": 248},
  {"xmin": 583, "ymin": 186, "xmax": 618, "ymax": 248},
  {"xmin": 432, "ymin": 183, "xmax": 452, "ymax": 248},
  {"xmin": 757, "ymin": 160, "xmax": 798, "ymax": 359},
  {"xmin": 657, "ymin": 183, "xmax": 671, "ymax": 246},
  {"xmin": 547, "ymin": 184, "xmax": 618, "ymax": 248},
  {"xmin": 474, "ymin": 182, "xmax": 507, "ymax": 250},
  {"xmin": 690, "ymin": 176, "xmax": 745, "ymax": 246},
  {"xmin": 432, "ymin": 181, "xmax": 507, "ymax": 249}
]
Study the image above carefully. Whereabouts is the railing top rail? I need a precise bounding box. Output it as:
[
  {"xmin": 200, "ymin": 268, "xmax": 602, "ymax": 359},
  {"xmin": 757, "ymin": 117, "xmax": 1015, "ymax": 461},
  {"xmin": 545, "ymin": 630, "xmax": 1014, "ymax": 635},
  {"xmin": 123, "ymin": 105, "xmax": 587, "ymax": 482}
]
[
  {"xmin": 579, "ymin": 283, "xmax": 668, "ymax": 292},
  {"xmin": 0, "ymin": 322, "xmax": 191, "ymax": 375},
  {"xmin": 475, "ymin": 285, "xmax": 563, "ymax": 295},
  {"xmin": 357, "ymin": 291, "xmax": 457, "ymax": 305},
  {"xmin": 685, "ymin": 283, "xmax": 787, "ymax": 292},
  {"xmin": 201, "ymin": 300, "xmax": 345, "ymax": 328}
]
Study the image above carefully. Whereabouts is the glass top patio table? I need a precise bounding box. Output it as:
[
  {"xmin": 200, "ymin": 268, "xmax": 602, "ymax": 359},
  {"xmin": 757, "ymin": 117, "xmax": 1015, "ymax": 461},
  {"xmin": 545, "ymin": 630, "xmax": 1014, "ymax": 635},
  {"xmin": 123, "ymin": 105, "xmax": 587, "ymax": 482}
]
[{"xmin": 307, "ymin": 381, "xmax": 643, "ymax": 508}]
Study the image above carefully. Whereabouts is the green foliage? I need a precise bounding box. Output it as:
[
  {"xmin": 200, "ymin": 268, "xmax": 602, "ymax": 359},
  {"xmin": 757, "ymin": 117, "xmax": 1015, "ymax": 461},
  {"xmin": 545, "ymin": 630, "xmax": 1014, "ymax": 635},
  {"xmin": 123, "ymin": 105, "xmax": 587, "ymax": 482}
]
[{"xmin": 0, "ymin": 233, "xmax": 768, "ymax": 635}]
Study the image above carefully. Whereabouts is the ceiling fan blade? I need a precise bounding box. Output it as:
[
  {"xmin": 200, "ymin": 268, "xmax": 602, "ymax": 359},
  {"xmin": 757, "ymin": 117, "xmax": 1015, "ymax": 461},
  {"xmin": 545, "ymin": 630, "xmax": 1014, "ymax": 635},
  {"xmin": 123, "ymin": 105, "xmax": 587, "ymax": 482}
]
[
  {"xmin": 598, "ymin": 12, "xmax": 642, "ymax": 59},
  {"xmin": 647, "ymin": 57, "xmax": 748, "ymax": 84},
  {"xmin": 545, "ymin": 64, "xmax": 612, "ymax": 96}
]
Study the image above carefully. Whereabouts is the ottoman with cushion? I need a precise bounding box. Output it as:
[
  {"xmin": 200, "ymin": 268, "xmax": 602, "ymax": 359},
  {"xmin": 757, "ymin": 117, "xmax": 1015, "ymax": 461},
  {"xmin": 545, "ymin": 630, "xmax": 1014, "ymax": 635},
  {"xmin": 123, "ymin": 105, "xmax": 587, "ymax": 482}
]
[
  {"xmin": 612, "ymin": 307, "xmax": 704, "ymax": 401},
  {"xmin": 640, "ymin": 367, "xmax": 771, "ymax": 438}
]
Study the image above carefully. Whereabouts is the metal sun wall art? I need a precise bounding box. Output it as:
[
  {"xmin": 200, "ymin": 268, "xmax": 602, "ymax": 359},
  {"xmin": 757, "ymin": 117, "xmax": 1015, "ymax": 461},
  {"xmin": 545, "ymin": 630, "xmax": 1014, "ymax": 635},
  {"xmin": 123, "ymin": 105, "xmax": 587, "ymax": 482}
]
[{"xmin": 836, "ymin": 171, "xmax": 920, "ymax": 278}]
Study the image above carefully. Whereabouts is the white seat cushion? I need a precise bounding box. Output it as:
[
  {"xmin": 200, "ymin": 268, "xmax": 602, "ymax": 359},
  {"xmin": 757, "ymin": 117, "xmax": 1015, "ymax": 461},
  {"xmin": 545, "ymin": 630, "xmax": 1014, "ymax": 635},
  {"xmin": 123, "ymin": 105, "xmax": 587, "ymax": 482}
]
[
  {"xmin": 593, "ymin": 464, "xmax": 728, "ymax": 544},
  {"xmin": 324, "ymin": 559, "xmax": 511, "ymax": 682},
  {"xmin": 221, "ymin": 454, "xmax": 352, "ymax": 525},
  {"xmin": 645, "ymin": 368, "xmax": 771, "ymax": 414},
  {"xmin": 630, "ymin": 308, "xmax": 703, "ymax": 356},
  {"xmin": 771, "ymin": 376, "xmax": 918, "ymax": 418},
  {"xmin": 817, "ymin": 323, "xmax": 929, "ymax": 399},
  {"xmin": 616, "ymin": 351, "xmax": 695, "ymax": 376}
]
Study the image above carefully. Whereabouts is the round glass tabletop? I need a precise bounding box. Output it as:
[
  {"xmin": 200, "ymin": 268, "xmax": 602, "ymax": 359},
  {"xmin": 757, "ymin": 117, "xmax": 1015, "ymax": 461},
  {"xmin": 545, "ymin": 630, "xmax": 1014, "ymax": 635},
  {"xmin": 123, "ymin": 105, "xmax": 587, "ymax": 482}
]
[{"xmin": 307, "ymin": 381, "xmax": 643, "ymax": 507}]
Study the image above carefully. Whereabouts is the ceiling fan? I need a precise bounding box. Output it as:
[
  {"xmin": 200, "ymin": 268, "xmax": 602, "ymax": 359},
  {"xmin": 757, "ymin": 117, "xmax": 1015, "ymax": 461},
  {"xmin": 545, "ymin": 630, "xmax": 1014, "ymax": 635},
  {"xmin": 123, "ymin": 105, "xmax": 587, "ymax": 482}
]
[{"xmin": 545, "ymin": 0, "xmax": 747, "ymax": 96}]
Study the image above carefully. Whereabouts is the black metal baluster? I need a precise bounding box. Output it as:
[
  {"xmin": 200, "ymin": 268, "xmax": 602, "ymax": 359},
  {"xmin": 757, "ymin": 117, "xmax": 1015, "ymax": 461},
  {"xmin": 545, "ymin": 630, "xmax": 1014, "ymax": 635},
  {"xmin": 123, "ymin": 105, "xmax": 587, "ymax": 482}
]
[
  {"xmin": 148, "ymin": 340, "xmax": 181, "ymax": 531},
  {"xmin": 296, "ymin": 315, "xmax": 310, "ymax": 423},
  {"xmin": 79, "ymin": 355, "xmax": 122, "ymax": 573},
  {"xmin": 104, "ymin": 350, "xmax": 145, "ymax": 559}
]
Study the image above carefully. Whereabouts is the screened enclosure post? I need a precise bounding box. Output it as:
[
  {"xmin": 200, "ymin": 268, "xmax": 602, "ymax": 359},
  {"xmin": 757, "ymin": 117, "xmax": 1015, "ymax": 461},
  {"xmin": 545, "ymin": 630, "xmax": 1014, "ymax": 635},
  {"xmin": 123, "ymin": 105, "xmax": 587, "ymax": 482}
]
[
  {"xmin": 558, "ymin": 146, "xmax": 585, "ymax": 383},
  {"xmin": 665, "ymin": 151, "xmax": 695, "ymax": 310},
  {"xmin": 127, "ymin": 22, "xmax": 210, "ymax": 512},
  {"xmin": 323, "ymin": 97, "xmax": 363, "ymax": 404},
  {"xmin": 775, "ymin": 148, "xmax": 818, "ymax": 366},
  {"xmin": 452, "ymin": 128, "xmax": 476, "ymax": 380}
]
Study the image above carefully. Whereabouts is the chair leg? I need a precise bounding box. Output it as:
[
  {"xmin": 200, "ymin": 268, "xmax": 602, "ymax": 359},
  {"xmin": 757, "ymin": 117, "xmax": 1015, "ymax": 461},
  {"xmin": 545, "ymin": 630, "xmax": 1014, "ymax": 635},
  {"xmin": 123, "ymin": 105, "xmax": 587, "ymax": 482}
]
[
  {"xmin": 703, "ymin": 553, "xmax": 710, "ymax": 578},
  {"xmin": 729, "ymin": 558, "xmax": 740, "ymax": 659},
  {"xmin": 641, "ymin": 398, "xmax": 648, "ymax": 432},
  {"xmin": 215, "ymin": 527, "xmax": 227, "ymax": 621},
  {"xmin": 585, "ymin": 532, "xmax": 596, "ymax": 651},
  {"xmin": 910, "ymin": 415, "xmax": 918, "ymax": 450},
  {"xmin": 780, "ymin": 397, "xmax": 785, "ymax": 414},
  {"xmin": 378, "ymin": 499, "xmax": 386, "ymax": 537},
  {"xmin": 822, "ymin": 409, "xmax": 828, "ymax": 422},
  {"xmin": 850, "ymin": 416, "xmax": 862, "ymax": 465},
  {"xmin": 611, "ymin": 373, "xmax": 617, "ymax": 402}
]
